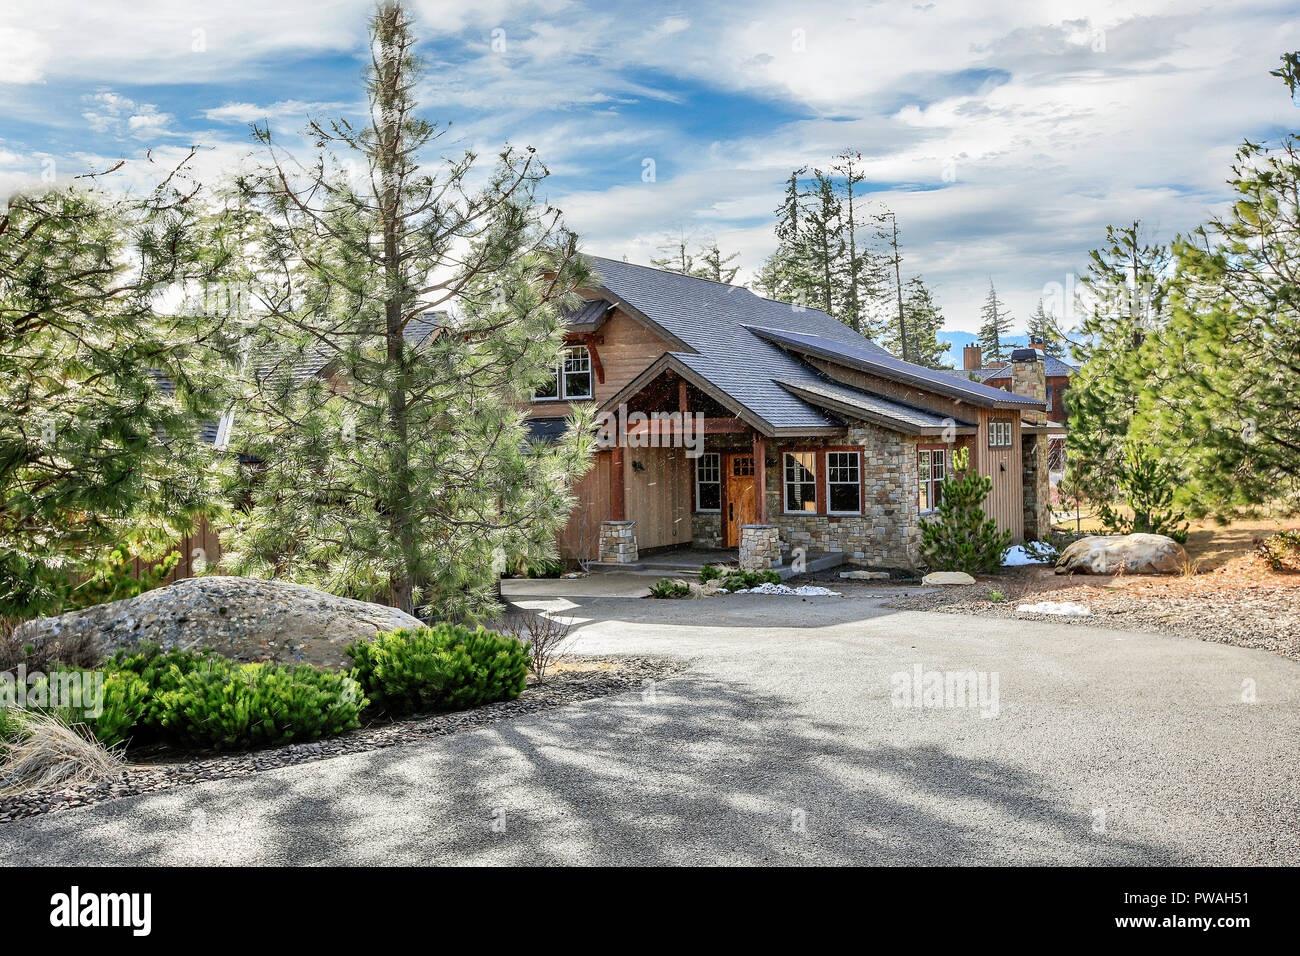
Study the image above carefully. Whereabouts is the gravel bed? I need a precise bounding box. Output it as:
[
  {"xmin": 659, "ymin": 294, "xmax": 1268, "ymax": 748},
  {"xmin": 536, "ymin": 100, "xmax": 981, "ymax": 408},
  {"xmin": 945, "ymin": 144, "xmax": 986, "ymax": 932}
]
[
  {"xmin": 883, "ymin": 584, "xmax": 1300, "ymax": 662},
  {"xmin": 0, "ymin": 655, "xmax": 685, "ymax": 825}
]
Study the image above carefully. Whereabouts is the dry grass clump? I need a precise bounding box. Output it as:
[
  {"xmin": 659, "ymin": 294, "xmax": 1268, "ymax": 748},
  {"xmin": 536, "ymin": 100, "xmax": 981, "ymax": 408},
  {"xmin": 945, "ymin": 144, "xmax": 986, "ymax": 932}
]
[{"xmin": 0, "ymin": 710, "xmax": 124, "ymax": 797}]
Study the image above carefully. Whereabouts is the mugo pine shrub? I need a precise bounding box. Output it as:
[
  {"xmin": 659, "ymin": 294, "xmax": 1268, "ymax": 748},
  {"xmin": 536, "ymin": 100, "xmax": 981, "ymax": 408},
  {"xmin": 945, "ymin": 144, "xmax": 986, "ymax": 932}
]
[
  {"xmin": 156, "ymin": 661, "xmax": 365, "ymax": 750},
  {"xmin": 346, "ymin": 624, "xmax": 530, "ymax": 716}
]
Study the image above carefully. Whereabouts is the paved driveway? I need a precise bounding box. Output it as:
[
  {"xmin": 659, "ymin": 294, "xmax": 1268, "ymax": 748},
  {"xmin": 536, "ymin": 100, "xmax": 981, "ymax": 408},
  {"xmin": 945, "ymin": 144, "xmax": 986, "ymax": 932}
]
[{"xmin": 3, "ymin": 580, "xmax": 1297, "ymax": 865}]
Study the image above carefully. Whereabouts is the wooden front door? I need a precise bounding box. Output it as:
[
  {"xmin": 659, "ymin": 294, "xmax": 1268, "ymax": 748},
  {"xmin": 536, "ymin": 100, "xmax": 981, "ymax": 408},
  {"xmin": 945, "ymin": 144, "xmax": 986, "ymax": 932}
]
[{"xmin": 724, "ymin": 453, "xmax": 757, "ymax": 547}]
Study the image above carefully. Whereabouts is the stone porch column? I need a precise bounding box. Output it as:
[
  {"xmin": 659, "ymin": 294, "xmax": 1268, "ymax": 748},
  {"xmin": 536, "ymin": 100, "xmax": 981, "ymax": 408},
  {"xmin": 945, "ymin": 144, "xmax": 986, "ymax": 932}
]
[
  {"xmin": 739, "ymin": 524, "xmax": 781, "ymax": 571},
  {"xmin": 598, "ymin": 520, "xmax": 638, "ymax": 564}
]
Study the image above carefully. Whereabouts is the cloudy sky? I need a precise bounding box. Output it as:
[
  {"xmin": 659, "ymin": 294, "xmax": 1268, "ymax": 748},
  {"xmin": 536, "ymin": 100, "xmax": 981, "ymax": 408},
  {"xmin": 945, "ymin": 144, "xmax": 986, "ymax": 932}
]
[{"xmin": 1, "ymin": 0, "xmax": 1296, "ymax": 334}]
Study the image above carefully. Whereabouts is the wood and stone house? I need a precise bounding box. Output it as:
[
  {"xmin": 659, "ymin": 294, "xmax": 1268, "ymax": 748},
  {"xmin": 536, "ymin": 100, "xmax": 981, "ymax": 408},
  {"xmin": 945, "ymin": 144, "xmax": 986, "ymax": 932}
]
[{"xmin": 529, "ymin": 256, "xmax": 1060, "ymax": 570}]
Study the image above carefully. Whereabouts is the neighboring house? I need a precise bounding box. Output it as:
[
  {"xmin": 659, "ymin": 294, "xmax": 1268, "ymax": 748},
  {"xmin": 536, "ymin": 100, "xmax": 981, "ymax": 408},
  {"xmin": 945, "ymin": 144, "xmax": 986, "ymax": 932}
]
[{"xmin": 529, "ymin": 256, "xmax": 1058, "ymax": 568}]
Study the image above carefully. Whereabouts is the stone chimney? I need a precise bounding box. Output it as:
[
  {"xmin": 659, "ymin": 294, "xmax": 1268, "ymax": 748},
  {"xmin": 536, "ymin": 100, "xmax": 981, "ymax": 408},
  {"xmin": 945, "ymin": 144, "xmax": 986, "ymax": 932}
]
[
  {"xmin": 1009, "ymin": 348, "xmax": 1046, "ymax": 426},
  {"xmin": 962, "ymin": 343, "xmax": 983, "ymax": 370}
]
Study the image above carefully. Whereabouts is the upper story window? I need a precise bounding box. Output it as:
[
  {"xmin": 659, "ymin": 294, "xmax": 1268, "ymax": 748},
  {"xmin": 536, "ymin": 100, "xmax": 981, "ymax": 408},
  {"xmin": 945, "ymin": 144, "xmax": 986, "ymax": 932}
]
[
  {"xmin": 783, "ymin": 452, "xmax": 817, "ymax": 513},
  {"xmin": 826, "ymin": 451, "xmax": 861, "ymax": 514},
  {"xmin": 695, "ymin": 453, "xmax": 721, "ymax": 512},
  {"xmin": 988, "ymin": 419, "xmax": 1013, "ymax": 448},
  {"xmin": 534, "ymin": 345, "xmax": 592, "ymax": 401}
]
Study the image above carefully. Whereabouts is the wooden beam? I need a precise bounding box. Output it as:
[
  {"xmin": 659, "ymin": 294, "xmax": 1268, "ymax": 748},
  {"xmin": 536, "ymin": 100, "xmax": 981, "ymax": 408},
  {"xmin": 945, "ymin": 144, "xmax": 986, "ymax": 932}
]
[
  {"xmin": 583, "ymin": 336, "xmax": 605, "ymax": 385},
  {"xmin": 678, "ymin": 378, "xmax": 688, "ymax": 413},
  {"xmin": 753, "ymin": 432, "xmax": 767, "ymax": 524},
  {"xmin": 610, "ymin": 445, "xmax": 626, "ymax": 521},
  {"xmin": 622, "ymin": 417, "xmax": 749, "ymax": 437}
]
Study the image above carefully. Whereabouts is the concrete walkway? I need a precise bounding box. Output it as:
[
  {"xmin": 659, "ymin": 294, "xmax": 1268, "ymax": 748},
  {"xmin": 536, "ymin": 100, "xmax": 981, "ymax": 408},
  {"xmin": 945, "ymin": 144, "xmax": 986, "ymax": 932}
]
[{"xmin": 2, "ymin": 578, "xmax": 1297, "ymax": 865}]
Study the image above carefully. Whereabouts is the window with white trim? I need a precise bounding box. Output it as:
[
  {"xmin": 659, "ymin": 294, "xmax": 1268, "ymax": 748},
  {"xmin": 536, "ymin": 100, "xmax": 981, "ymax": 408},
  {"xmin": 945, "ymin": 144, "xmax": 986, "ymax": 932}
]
[
  {"xmin": 918, "ymin": 447, "xmax": 948, "ymax": 513},
  {"xmin": 695, "ymin": 453, "xmax": 721, "ymax": 512},
  {"xmin": 826, "ymin": 451, "xmax": 861, "ymax": 514},
  {"xmin": 988, "ymin": 419, "xmax": 1012, "ymax": 448},
  {"xmin": 784, "ymin": 452, "xmax": 817, "ymax": 513},
  {"xmin": 561, "ymin": 346, "xmax": 592, "ymax": 399},
  {"xmin": 534, "ymin": 345, "xmax": 593, "ymax": 401}
]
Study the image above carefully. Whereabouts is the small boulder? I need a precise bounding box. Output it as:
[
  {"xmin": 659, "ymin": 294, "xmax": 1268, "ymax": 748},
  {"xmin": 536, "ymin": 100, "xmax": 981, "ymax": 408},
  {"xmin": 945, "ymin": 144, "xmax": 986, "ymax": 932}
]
[
  {"xmin": 13, "ymin": 576, "xmax": 423, "ymax": 670},
  {"xmin": 922, "ymin": 571, "xmax": 976, "ymax": 586},
  {"xmin": 1055, "ymin": 533, "xmax": 1188, "ymax": 575}
]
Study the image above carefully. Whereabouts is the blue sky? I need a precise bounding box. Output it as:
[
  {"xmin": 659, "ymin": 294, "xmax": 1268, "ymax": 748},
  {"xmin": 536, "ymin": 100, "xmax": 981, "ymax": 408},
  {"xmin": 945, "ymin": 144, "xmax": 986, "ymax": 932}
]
[{"xmin": 2, "ymin": 0, "xmax": 1297, "ymax": 334}]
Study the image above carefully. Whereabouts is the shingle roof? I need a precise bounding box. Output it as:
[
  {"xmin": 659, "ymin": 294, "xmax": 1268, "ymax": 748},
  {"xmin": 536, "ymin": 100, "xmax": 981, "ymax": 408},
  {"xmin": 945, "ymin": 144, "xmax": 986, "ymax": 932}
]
[
  {"xmin": 977, "ymin": 354, "xmax": 1076, "ymax": 381},
  {"xmin": 744, "ymin": 326, "xmax": 1045, "ymax": 409},
  {"xmin": 586, "ymin": 256, "xmax": 894, "ymax": 433}
]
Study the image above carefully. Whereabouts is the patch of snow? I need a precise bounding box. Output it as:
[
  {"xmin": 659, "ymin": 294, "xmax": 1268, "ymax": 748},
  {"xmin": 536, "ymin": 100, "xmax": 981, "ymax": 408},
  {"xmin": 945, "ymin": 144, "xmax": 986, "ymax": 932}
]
[
  {"xmin": 1016, "ymin": 601, "xmax": 1092, "ymax": 617},
  {"xmin": 733, "ymin": 583, "xmax": 841, "ymax": 597},
  {"xmin": 1003, "ymin": 545, "xmax": 1049, "ymax": 567}
]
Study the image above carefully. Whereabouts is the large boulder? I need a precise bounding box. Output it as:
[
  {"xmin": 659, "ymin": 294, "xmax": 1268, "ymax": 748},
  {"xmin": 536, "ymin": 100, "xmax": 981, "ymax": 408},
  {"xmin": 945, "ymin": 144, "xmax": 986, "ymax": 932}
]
[
  {"xmin": 13, "ymin": 576, "xmax": 422, "ymax": 670},
  {"xmin": 1055, "ymin": 533, "xmax": 1188, "ymax": 575}
]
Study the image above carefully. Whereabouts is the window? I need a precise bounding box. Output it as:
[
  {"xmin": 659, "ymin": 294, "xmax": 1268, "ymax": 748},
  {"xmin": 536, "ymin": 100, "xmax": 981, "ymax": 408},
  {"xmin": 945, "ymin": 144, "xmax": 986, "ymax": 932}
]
[
  {"xmin": 784, "ymin": 452, "xmax": 817, "ymax": 513},
  {"xmin": 827, "ymin": 451, "xmax": 861, "ymax": 514},
  {"xmin": 533, "ymin": 369, "xmax": 559, "ymax": 400},
  {"xmin": 988, "ymin": 419, "xmax": 1012, "ymax": 448},
  {"xmin": 695, "ymin": 453, "xmax": 721, "ymax": 512},
  {"xmin": 533, "ymin": 346, "xmax": 592, "ymax": 401},
  {"xmin": 918, "ymin": 447, "xmax": 949, "ymax": 513},
  {"xmin": 562, "ymin": 346, "xmax": 592, "ymax": 399}
]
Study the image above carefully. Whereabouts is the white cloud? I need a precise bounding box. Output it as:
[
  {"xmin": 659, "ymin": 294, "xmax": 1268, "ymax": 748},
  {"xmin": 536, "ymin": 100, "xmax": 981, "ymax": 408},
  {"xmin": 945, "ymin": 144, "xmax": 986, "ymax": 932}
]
[{"xmin": 0, "ymin": 26, "xmax": 50, "ymax": 83}]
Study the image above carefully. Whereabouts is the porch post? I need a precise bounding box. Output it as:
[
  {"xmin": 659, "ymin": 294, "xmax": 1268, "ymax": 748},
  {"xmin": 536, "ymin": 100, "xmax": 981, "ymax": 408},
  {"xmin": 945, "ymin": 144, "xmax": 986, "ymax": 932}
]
[
  {"xmin": 752, "ymin": 432, "xmax": 767, "ymax": 524},
  {"xmin": 610, "ymin": 445, "xmax": 626, "ymax": 521}
]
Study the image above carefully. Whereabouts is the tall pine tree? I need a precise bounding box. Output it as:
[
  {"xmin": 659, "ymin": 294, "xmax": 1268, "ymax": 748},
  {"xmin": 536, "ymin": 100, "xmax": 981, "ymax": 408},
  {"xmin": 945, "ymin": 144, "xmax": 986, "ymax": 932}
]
[
  {"xmin": 884, "ymin": 276, "xmax": 950, "ymax": 369},
  {"xmin": 221, "ymin": 2, "xmax": 594, "ymax": 618},
  {"xmin": 1026, "ymin": 299, "xmax": 1065, "ymax": 357},
  {"xmin": 977, "ymin": 279, "xmax": 1014, "ymax": 365},
  {"xmin": 1065, "ymin": 222, "xmax": 1170, "ymax": 506}
]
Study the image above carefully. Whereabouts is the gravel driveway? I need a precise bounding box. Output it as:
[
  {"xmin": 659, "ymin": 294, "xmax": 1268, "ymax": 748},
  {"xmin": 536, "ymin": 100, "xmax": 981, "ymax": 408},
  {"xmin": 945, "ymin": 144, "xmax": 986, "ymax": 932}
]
[{"xmin": 2, "ymin": 581, "xmax": 1297, "ymax": 865}]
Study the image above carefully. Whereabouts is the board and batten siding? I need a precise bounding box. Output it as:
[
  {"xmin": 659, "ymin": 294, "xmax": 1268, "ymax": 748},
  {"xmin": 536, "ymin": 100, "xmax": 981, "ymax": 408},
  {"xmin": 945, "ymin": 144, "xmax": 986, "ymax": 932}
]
[{"xmin": 974, "ymin": 407, "xmax": 1024, "ymax": 542}]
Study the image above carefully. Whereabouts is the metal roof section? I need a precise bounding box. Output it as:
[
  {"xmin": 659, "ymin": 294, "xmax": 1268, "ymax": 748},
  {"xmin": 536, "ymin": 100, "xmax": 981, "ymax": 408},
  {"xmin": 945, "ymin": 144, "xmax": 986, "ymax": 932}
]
[
  {"xmin": 777, "ymin": 379, "xmax": 977, "ymax": 436},
  {"xmin": 746, "ymin": 326, "xmax": 1046, "ymax": 410}
]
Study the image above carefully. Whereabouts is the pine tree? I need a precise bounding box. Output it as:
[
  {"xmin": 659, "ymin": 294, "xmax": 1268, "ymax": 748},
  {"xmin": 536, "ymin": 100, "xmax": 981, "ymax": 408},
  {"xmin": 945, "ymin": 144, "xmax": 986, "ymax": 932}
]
[
  {"xmin": 650, "ymin": 227, "xmax": 695, "ymax": 274},
  {"xmin": 831, "ymin": 151, "xmax": 876, "ymax": 334},
  {"xmin": 918, "ymin": 447, "xmax": 1012, "ymax": 573},
  {"xmin": 221, "ymin": 2, "xmax": 595, "ymax": 618},
  {"xmin": 1141, "ymin": 52, "xmax": 1300, "ymax": 514},
  {"xmin": 874, "ymin": 208, "xmax": 909, "ymax": 359},
  {"xmin": 1065, "ymin": 222, "xmax": 1169, "ymax": 506},
  {"xmin": 886, "ymin": 276, "xmax": 951, "ymax": 368},
  {"xmin": 690, "ymin": 240, "xmax": 740, "ymax": 283},
  {"xmin": 0, "ymin": 156, "xmax": 230, "ymax": 618},
  {"xmin": 1026, "ymin": 299, "xmax": 1065, "ymax": 357},
  {"xmin": 800, "ymin": 170, "xmax": 843, "ymax": 316},
  {"xmin": 977, "ymin": 279, "xmax": 1014, "ymax": 365}
]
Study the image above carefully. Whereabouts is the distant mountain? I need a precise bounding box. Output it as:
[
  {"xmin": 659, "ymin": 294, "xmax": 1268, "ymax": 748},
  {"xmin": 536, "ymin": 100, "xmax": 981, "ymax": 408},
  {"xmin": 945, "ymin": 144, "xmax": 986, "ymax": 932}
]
[{"xmin": 939, "ymin": 330, "xmax": 1033, "ymax": 370}]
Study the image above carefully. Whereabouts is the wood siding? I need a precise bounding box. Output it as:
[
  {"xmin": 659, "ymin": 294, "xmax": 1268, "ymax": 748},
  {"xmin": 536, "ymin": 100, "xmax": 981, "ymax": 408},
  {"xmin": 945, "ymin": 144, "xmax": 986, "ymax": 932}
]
[
  {"xmin": 623, "ymin": 446, "xmax": 692, "ymax": 551},
  {"xmin": 527, "ymin": 307, "xmax": 673, "ymax": 419},
  {"xmin": 975, "ymin": 407, "xmax": 1024, "ymax": 542}
]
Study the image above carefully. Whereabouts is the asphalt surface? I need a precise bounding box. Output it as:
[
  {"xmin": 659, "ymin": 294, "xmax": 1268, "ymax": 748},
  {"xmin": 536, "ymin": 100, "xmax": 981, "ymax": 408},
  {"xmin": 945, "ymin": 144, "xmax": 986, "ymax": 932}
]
[{"xmin": 2, "ymin": 579, "xmax": 1297, "ymax": 865}]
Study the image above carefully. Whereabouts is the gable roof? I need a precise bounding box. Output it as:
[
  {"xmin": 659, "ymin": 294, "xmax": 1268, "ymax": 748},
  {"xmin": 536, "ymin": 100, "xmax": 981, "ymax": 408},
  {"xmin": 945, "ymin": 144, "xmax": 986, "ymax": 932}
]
[
  {"xmin": 976, "ymin": 354, "xmax": 1077, "ymax": 381},
  {"xmin": 585, "ymin": 256, "xmax": 909, "ymax": 434}
]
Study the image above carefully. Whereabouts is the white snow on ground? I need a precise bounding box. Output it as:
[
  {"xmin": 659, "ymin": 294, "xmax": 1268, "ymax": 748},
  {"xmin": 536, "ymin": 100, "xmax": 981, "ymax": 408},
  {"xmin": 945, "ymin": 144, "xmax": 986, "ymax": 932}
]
[
  {"xmin": 1016, "ymin": 601, "xmax": 1092, "ymax": 616},
  {"xmin": 1004, "ymin": 545, "xmax": 1049, "ymax": 566},
  {"xmin": 733, "ymin": 583, "xmax": 841, "ymax": 596}
]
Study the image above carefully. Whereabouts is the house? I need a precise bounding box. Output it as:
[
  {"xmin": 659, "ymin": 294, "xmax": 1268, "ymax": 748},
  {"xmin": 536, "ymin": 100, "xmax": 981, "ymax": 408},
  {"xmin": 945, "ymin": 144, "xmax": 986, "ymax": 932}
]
[
  {"xmin": 962, "ymin": 340, "xmax": 1074, "ymax": 474},
  {"xmin": 529, "ymin": 256, "xmax": 1058, "ymax": 569}
]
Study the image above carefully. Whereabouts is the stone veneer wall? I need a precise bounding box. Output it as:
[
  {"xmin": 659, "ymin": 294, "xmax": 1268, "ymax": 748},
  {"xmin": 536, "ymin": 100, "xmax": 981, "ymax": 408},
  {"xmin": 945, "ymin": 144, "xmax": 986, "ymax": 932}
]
[
  {"xmin": 691, "ymin": 512, "xmax": 723, "ymax": 548},
  {"xmin": 1021, "ymin": 433, "xmax": 1051, "ymax": 541},
  {"xmin": 768, "ymin": 424, "xmax": 923, "ymax": 569}
]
